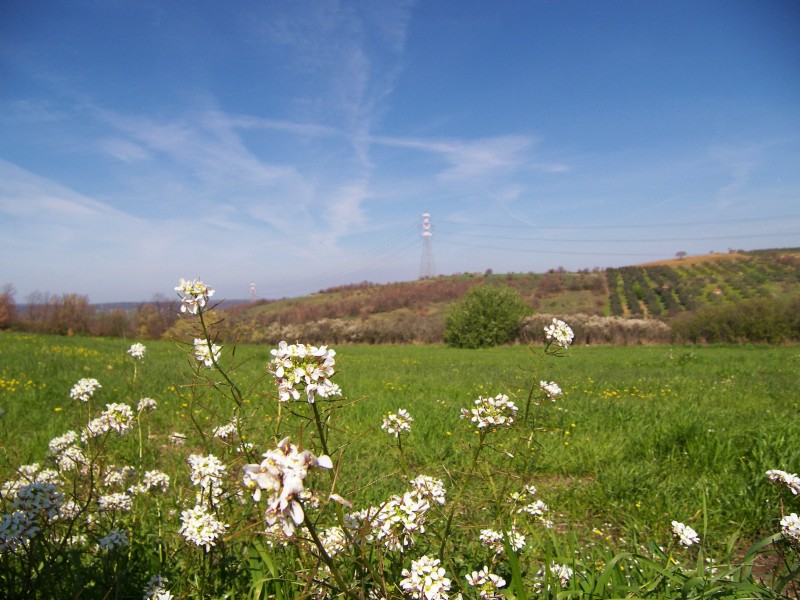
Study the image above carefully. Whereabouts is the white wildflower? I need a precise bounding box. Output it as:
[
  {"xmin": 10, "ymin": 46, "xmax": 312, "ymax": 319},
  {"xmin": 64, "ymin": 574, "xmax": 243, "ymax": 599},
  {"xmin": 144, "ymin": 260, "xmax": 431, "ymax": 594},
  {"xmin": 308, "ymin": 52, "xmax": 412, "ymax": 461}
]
[
  {"xmin": 400, "ymin": 555, "xmax": 451, "ymax": 600},
  {"xmin": 241, "ymin": 437, "xmax": 333, "ymax": 537},
  {"xmin": 539, "ymin": 380, "xmax": 562, "ymax": 400},
  {"xmin": 382, "ymin": 408, "xmax": 413, "ymax": 437},
  {"xmin": 127, "ymin": 343, "xmax": 146, "ymax": 360},
  {"xmin": 465, "ymin": 566, "xmax": 507, "ymax": 599},
  {"xmin": 102, "ymin": 465, "xmax": 136, "ymax": 488},
  {"xmin": 671, "ymin": 520, "xmax": 700, "ymax": 546},
  {"xmin": 193, "ymin": 338, "xmax": 222, "ymax": 368},
  {"xmin": 48, "ymin": 431, "xmax": 79, "ymax": 455},
  {"xmin": 97, "ymin": 528, "xmax": 129, "ymax": 551},
  {"xmin": 544, "ymin": 318, "xmax": 574, "ymax": 349},
  {"xmin": 780, "ymin": 513, "xmax": 800, "ymax": 540},
  {"xmin": 69, "ymin": 378, "xmax": 101, "ymax": 402},
  {"xmin": 213, "ymin": 418, "xmax": 239, "ymax": 441},
  {"xmin": 187, "ymin": 454, "xmax": 226, "ymax": 492},
  {"xmin": 179, "ymin": 504, "xmax": 227, "ymax": 551},
  {"xmin": 767, "ymin": 469, "xmax": 800, "ymax": 495},
  {"xmin": 535, "ymin": 562, "xmax": 573, "ymax": 591},
  {"xmin": 175, "ymin": 278, "xmax": 215, "ymax": 314},
  {"xmin": 268, "ymin": 341, "xmax": 341, "ymax": 403},
  {"xmin": 373, "ymin": 491, "xmax": 431, "ymax": 552},
  {"xmin": 0, "ymin": 511, "xmax": 38, "ymax": 553},
  {"xmin": 410, "ymin": 475, "xmax": 446, "ymax": 505},
  {"xmin": 479, "ymin": 527, "xmax": 525, "ymax": 554},
  {"xmin": 143, "ymin": 574, "xmax": 172, "ymax": 600},
  {"xmin": 98, "ymin": 492, "xmax": 133, "ymax": 513},
  {"xmin": 137, "ymin": 397, "xmax": 157, "ymax": 413},
  {"xmin": 460, "ymin": 394, "xmax": 518, "ymax": 430}
]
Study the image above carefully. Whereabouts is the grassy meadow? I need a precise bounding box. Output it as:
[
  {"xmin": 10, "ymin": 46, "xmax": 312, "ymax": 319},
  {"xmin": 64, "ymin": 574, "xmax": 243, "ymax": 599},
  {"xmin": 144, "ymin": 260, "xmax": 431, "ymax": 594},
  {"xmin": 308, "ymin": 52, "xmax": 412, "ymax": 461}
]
[{"xmin": 2, "ymin": 329, "xmax": 797, "ymax": 553}]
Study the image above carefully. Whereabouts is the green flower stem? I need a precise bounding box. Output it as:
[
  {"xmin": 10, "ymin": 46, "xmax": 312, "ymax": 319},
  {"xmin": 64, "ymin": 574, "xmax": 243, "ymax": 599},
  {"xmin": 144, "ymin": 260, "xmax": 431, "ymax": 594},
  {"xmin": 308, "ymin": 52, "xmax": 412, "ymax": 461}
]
[
  {"xmin": 302, "ymin": 512, "xmax": 358, "ymax": 600},
  {"xmin": 438, "ymin": 429, "xmax": 487, "ymax": 562},
  {"xmin": 198, "ymin": 309, "xmax": 244, "ymax": 410},
  {"xmin": 310, "ymin": 400, "xmax": 330, "ymax": 457}
]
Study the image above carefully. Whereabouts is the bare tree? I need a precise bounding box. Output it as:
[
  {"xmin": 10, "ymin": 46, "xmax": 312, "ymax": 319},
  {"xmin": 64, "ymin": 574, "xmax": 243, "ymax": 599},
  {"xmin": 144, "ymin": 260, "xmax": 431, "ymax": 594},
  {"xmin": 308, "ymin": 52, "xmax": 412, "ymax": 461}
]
[{"xmin": 0, "ymin": 284, "xmax": 16, "ymax": 329}]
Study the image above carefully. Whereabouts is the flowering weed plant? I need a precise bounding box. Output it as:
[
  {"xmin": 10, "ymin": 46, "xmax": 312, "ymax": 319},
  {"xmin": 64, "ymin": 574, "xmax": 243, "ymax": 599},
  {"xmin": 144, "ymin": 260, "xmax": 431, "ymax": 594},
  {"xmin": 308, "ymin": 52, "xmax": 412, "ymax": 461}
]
[{"xmin": 0, "ymin": 280, "xmax": 798, "ymax": 598}]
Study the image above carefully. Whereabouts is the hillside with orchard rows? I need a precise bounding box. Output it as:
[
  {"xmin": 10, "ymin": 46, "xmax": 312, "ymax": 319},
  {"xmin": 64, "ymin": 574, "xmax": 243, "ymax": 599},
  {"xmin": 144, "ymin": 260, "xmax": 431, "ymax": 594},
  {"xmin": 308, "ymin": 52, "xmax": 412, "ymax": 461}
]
[
  {"xmin": 2, "ymin": 248, "xmax": 799, "ymax": 344},
  {"xmin": 233, "ymin": 248, "xmax": 799, "ymax": 321}
]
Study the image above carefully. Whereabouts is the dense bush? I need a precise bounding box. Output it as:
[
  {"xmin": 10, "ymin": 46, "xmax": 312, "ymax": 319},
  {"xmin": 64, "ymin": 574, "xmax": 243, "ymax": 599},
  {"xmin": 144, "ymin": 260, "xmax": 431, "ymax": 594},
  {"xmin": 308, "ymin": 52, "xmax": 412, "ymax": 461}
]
[
  {"xmin": 671, "ymin": 295, "xmax": 800, "ymax": 343},
  {"xmin": 444, "ymin": 284, "xmax": 530, "ymax": 348},
  {"xmin": 520, "ymin": 313, "xmax": 672, "ymax": 345}
]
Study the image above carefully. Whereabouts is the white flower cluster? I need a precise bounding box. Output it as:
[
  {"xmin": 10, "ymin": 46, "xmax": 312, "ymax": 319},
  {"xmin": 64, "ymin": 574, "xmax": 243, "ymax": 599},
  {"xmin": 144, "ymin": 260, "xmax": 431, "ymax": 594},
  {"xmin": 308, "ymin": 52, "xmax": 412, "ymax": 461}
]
[
  {"xmin": 212, "ymin": 418, "xmax": 239, "ymax": 441},
  {"xmin": 671, "ymin": 520, "xmax": 700, "ymax": 546},
  {"xmin": 268, "ymin": 341, "xmax": 341, "ymax": 403},
  {"xmin": 400, "ymin": 555, "xmax": 451, "ymax": 600},
  {"xmin": 410, "ymin": 475, "xmax": 446, "ymax": 506},
  {"xmin": 535, "ymin": 562, "xmax": 574, "ymax": 591},
  {"xmin": 175, "ymin": 278, "xmax": 215, "ymax": 314},
  {"xmin": 780, "ymin": 513, "xmax": 800, "ymax": 541},
  {"xmin": 539, "ymin": 380, "xmax": 562, "ymax": 400},
  {"xmin": 241, "ymin": 437, "xmax": 333, "ymax": 536},
  {"xmin": 97, "ymin": 528, "xmax": 129, "ymax": 551},
  {"xmin": 187, "ymin": 454, "xmax": 226, "ymax": 505},
  {"xmin": 69, "ymin": 377, "xmax": 101, "ymax": 403},
  {"xmin": 1, "ymin": 464, "xmax": 61, "ymax": 499},
  {"xmin": 372, "ymin": 491, "xmax": 431, "ymax": 552},
  {"xmin": 0, "ymin": 510, "xmax": 38, "ymax": 554},
  {"xmin": 193, "ymin": 338, "xmax": 222, "ymax": 368},
  {"xmin": 129, "ymin": 470, "xmax": 171, "ymax": 495},
  {"xmin": 510, "ymin": 484, "xmax": 551, "ymax": 526},
  {"xmin": 137, "ymin": 397, "xmax": 158, "ymax": 413},
  {"xmin": 82, "ymin": 403, "xmax": 135, "ymax": 441},
  {"xmin": 142, "ymin": 470, "xmax": 171, "ymax": 493},
  {"xmin": 0, "ymin": 482, "xmax": 64, "ymax": 553},
  {"xmin": 48, "ymin": 431, "xmax": 79, "ymax": 456},
  {"xmin": 382, "ymin": 408, "xmax": 413, "ymax": 437},
  {"xmin": 544, "ymin": 318, "xmax": 574, "ymax": 349},
  {"xmin": 479, "ymin": 527, "xmax": 526, "ymax": 554},
  {"xmin": 318, "ymin": 525, "xmax": 348, "ymax": 557},
  {"xmin": 465, "ymin": 566, "xmax": 507, "ymax": 600},
  {"xmin": 127, "ymin": 342, "xmax": 146, "ymax": 360},
  {"xmin": 102, "ymin": 465, "xmax": 136, "ymax": 488},
  {"xmin": 460, "ymin": 394, "xmax": 518, "ymax": 430},
  {"xmin": 766, "ymin": 469, "xmax": 800, "ymax": 495},
  {"xmin": 179, "ymin": 505, "xmax": 228, "ymax": 552},
  {"xmin": 48, "ymin": 431, "xmax": 88, "ymax": 472},
  {"xmin": 143, "ymin": 574, "xmax": 173, "ymax": 600},
  {"xmin": 15, "ymin": 482, "xmax": 63, "ymax": 519},
  {"xmin": 98, "ymin": 492, "xmax": 133, "ymax": 513}
]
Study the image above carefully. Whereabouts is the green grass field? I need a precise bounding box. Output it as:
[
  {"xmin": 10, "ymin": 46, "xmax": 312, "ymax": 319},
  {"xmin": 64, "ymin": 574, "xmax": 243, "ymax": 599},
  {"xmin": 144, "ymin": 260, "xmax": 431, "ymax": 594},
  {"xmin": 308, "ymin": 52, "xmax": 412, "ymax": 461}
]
[{"xmin": 2, "ymin": 330, "xmax": 798, "ymax": 552}]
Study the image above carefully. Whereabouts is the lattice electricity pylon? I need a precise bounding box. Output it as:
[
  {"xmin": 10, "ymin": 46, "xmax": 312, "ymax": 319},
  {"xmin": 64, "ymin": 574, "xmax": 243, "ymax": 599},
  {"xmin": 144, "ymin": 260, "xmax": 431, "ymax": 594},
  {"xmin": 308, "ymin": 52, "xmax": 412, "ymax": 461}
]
[{"xmin": 419, "ymin": 212, "xmax": 436, "ymax": 279}]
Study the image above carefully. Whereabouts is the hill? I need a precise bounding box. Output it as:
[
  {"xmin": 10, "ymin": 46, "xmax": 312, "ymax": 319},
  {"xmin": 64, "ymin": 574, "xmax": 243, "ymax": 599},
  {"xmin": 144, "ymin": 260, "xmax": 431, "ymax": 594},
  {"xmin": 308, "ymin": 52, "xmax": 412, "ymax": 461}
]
[{"xmin": 210, "ymin": 248, "xmax": 799, "ymax": 344}]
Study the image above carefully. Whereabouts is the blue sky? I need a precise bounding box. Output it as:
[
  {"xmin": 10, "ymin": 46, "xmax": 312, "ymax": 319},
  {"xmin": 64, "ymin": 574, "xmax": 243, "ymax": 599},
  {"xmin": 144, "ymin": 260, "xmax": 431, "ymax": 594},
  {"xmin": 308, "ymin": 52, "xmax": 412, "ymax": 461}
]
[{"xmin": 1, "ymin": 1, "xmax": 798, "ymax": 303}]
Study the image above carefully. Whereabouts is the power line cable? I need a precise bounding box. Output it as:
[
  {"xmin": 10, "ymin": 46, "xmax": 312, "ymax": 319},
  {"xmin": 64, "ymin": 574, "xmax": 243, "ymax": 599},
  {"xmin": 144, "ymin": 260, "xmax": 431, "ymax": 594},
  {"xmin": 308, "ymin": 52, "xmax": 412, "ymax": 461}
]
[
  {"xmin": 442, "ymin": 230, "xmax": 798, "ymax": 244},
  {"xmin": 438, "ymin": 213, "xmax": 800, "ymax": 230}
]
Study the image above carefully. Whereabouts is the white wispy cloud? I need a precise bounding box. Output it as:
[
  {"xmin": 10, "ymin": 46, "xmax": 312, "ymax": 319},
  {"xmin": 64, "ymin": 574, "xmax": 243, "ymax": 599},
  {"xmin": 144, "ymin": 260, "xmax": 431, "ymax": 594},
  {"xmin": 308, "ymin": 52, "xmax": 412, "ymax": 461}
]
[{"xmin": 372, "ymin": 134, "xmax": 555, "ymax": 181}]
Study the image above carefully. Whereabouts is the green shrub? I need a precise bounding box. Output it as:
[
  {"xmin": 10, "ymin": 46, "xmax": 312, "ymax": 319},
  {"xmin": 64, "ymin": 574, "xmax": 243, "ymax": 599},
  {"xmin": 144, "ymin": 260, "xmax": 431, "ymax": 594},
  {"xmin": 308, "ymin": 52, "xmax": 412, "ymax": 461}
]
[
  {"xmin": 670, "ymin": 295, "xmax": 800, "ymax": 343},
  {"xmin": 444, "ymin": 284, "xmax": 530, "ymax": 348}
]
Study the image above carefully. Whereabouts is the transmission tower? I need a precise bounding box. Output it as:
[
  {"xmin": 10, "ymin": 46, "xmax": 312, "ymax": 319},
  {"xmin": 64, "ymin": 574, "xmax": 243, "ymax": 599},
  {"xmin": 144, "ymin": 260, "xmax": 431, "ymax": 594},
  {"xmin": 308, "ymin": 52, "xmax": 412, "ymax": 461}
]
[{"xmin": 419, "ymin": 212, "xmax": 436, "ymax": 279}]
